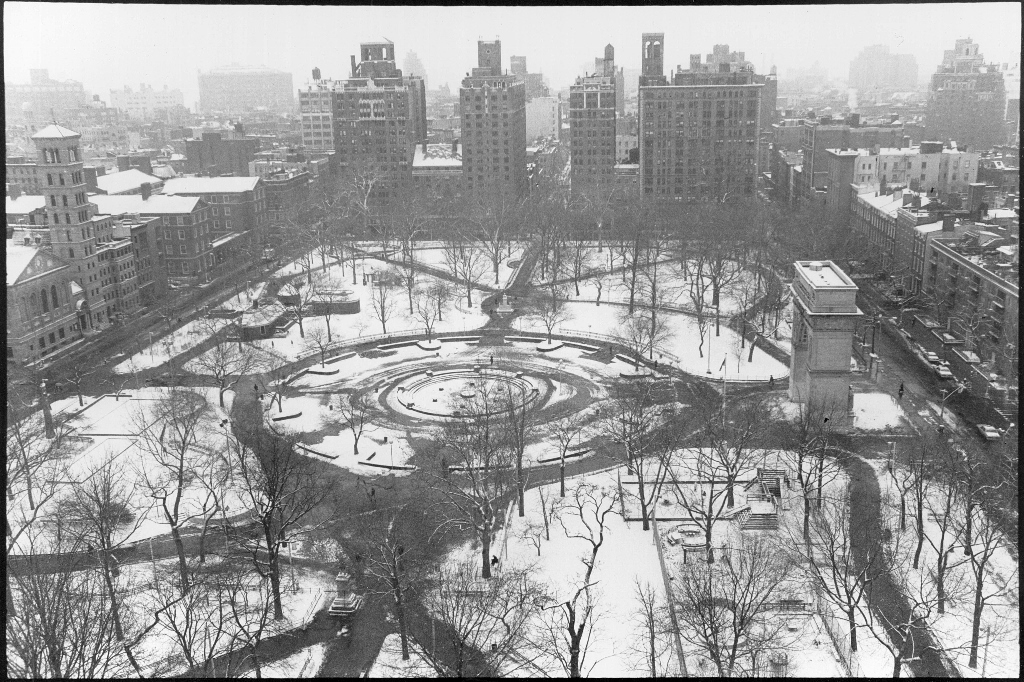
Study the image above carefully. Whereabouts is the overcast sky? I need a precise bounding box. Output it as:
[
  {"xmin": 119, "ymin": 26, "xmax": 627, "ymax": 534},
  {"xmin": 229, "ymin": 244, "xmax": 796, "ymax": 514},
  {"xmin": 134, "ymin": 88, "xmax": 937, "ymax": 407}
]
[{"xmin": 5, "ymin": 3, "xmax": 1021, "ymax": 106}]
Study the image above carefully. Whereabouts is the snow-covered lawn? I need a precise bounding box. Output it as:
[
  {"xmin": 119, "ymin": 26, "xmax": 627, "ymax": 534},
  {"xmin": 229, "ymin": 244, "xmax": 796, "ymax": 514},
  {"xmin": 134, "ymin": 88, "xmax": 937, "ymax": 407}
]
[
  {"xmin": 9, "ymin": 388, "xmax": 241, "ymax": 555},
  {"xmin": 368, "ymin": 633, "xmax": 438, "ymax": 677},
  {"xmin": 242, "ymin": 643, "xmax": 326, "ymax": 678},
  {"xmin": 851, "ymin": 392, "xmax": 908, "ymax": 431},
  {"xmin": 473, "ymin": 470, "xmax": 682, "ymax": 677},
  {"xmin": 870, "ymin": 459, "xmax": 1019, "ymax": 678},
  {"xmin": 113, "ymin": 317, "xmax": 233, "ymax": 374},
  {"xmin": 515, "ymin": 301, "xmax": 788, "ymax": 381}
]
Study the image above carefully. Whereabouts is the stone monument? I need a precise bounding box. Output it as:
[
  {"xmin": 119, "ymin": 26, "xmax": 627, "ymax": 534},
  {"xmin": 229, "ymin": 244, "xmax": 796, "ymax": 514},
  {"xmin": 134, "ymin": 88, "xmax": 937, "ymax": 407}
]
[{"xmin": 788, "ymin": 261, "xmax": 862, "ymax": 410}]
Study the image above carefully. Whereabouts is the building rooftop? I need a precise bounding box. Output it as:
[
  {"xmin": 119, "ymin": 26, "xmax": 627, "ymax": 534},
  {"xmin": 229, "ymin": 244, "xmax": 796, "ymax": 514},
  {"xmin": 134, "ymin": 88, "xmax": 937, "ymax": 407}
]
[
  {"xmin": 90, "ymin": 193, "xmax": 203, "ymax": 215},
  {"xmin": 6, "ymin": 243, "xmax": 40, "ymax": 285},
  {"xmin": 31, "ymin": 124, "xmax": 80, "ymax": 140},
  {"xmin": 412, "ymin": 143, "xmax": 462, "ymax": 168},
  {"xmin": 6, "ymin": 194, "xmax": 47, "ymax": 215},
  {"xmin": 162, "ymin": 177, "xmax": 260, "ymax": 194},
  {"xmin": 932, "ymin": 234, "xmax": 1019, "ymax": 288},
  {"xmin": 795, "ymin": 260, "xmax": 857, "ymax": 288},
  {"xmin": 95, "ymin": 168, "xmax": 163, "ymax": 195},
  {"xmin": 914, "ymin": 220, "xmax": 944, "ymax": 235}
]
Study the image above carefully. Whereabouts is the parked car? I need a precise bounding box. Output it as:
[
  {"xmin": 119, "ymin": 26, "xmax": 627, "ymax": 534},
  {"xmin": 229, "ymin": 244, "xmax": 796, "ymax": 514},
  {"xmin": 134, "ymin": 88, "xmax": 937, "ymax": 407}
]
[
  {"xmin": 923, "ymin": 351, "xmax": 941, "ymax": 365},
  {"xmin": 977, "ymin": 424, "xmax": 1001, "ymax": 441},
  {"xmin": 935, "ymin": 364, "xmax": 954, "ymax": 380}
]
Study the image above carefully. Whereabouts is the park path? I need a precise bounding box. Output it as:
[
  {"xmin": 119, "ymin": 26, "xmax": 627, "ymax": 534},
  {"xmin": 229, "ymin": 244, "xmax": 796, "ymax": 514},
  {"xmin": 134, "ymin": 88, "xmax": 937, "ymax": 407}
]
[{"xmin": 843, "ymin": 455, "xmax": 958, "ymax": 678}]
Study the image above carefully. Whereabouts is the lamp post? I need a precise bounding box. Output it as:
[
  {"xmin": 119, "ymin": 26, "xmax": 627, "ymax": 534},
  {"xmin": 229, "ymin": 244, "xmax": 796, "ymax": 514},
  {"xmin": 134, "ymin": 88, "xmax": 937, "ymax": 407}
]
[{"xmin": 939, "ymin": 381, "xmax": 969, "ymax": 422}]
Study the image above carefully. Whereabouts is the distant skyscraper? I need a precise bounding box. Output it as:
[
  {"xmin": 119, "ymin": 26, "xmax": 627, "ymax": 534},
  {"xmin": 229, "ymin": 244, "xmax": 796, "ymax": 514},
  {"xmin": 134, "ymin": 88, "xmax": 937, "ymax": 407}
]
[
  {"xmin": 5, "ymin": 70, "xmax": 88, "ymax": 124},
  {"xmin": 927, "ymin": 38, "xmax": 1006, "ymax": 150},
  {"xmin": 849, "ymin": 45, "xmax": 918, "ymax": 92},
  {"xmin": 460, "ymin": 40, "xmax": 527, "ymax": 200},
  {"xmin": 403, "ymin": 50, "xmax": 428, "ymax": 90},
  {"xmin": 198, "ymin": 65, "xmax": 294, "ymax": 115},
  {"xmin": 640, "ymin": 33, "xmax": 667, "ymax": 86}
]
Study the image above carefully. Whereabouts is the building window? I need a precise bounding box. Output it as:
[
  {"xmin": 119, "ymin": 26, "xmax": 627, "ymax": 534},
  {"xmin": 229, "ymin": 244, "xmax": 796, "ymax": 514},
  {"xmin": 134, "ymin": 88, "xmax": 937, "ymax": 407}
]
[{"xmin": 180, "ymin": 245, "xmax": 187, "ymax": 254}]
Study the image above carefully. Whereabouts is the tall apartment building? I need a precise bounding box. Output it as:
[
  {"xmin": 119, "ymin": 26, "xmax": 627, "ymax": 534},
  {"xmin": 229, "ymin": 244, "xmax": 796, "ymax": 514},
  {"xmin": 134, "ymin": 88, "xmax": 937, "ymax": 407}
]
[
  {"xmin": 31, "ymin": 125, "xmax": 141, "ymax": 330},
  {"xmin": 5, "ymin": 70, "xmax": 88, "ymax": 124},
  {"xmin": 927, "ymin": 39, "xmax": 1006, "ymax": 151},
  {"xmin": 298, "ymin": 41, "xmax": 426, "ymax": 206},
  {"xmin": 109, "ymin": 84, "xmax": 185, "ymax": 120},
  {"xmin": 569, "ymin": 46, "xmax": 619, "ymax": 196},
  {"xmin": 849, "ymin": 45, "xmax": 919, "ymax": 92},
  {"xmin": 198, "ymin": 65, "xmax": 295, "ymax": 115},
  {"xmin": 638, "ymin": 35, "xmax": 763, "ymax": 201},
  {"xmin": 508, "ymin": 55, "xmax": 549, "ymax": 101},
  {"xmin": 595, "ymin": 44, "xmax": 626, "ymax": 116},
  {"xmin": 460, "ymin": 40, "xmax": 528, "ymax": 200}
]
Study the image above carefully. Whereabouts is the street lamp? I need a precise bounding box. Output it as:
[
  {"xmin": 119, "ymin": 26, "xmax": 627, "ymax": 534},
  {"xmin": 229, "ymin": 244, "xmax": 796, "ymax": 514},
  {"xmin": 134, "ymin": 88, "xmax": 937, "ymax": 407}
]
[{"xmin": 939, "ymin": 381, "xmax": 969, "ymax": 422}]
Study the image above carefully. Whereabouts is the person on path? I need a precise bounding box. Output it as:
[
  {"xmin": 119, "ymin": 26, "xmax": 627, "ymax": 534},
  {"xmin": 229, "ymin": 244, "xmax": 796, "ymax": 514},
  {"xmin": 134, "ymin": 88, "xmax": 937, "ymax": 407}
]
[
  {"xmin": 768, "ymin": 375, "xmax": 775, "ymax": 389},
  {"xmin": 490, "ymin": 355, "xmax": 494, "ymax": 365},
  {"xmin": 898, "ymin": 382, "xmax": 905, "ymax": 400}
]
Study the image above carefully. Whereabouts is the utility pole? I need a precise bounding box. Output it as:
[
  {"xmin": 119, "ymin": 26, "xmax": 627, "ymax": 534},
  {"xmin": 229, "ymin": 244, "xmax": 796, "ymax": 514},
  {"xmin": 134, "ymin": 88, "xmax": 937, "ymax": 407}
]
[{"xmin": 982, "ymin": 624, "xmax": 991, "ymax": 676}]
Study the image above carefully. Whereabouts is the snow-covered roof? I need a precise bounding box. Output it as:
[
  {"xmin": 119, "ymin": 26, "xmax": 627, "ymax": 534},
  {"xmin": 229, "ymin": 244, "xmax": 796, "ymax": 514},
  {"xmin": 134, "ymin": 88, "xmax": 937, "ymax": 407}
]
[
  {"xmin": 412, "ymin": 143, "xmax": 462, "ymax": 168},
  {"xmin": 162, "ymin": 177, "xmax": 260, "ymax": 195},
  {"xmin": 914, "ymin": 221, "xmax": 944, "ymax": 235},
  {"xmin": 6, "ymin": 194, "xmax": 46, "ymax": 215},
  {"xmin": 95, "ymin": 168, "xmax": 162, "ymax": 195},
  {"xmin": 151, "ymin": 164, "xmax": 178, "ymax": 179},
  {"xmin": 6, "ymin": 243, "xmax": 39, "ymax": 285},
  {"xmin": 90, "ymin": 193, "xmax": 202, "ymax": 216},
  {"xmin": 31, "ymin": 124, "xmax": 80, "ymax": 139}
]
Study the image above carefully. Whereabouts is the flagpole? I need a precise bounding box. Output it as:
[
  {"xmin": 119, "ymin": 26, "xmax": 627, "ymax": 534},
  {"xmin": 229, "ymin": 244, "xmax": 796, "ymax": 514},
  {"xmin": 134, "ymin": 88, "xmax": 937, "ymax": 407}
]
[{"xmin": 722, "ymin": 354, "xmax": 727, "ymax": 426}]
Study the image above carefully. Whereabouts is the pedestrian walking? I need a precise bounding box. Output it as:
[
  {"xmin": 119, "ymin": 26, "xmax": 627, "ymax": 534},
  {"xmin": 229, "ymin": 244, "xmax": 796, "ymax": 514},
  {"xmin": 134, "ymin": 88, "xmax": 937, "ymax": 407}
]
[
  {"xmin": 254, "ymin": 383, "xmax": 259, "ymax": 393},
  {"xmin": 898, "ymin": 382, "xmax": 905, "ymax": 400},
  {"xmin": 490, "ymin": 354, "xmax": 494, "ymax": 365},
  {"xmin": 768, "ymin": 375, "xmax": 775, "ymax": 389},
  {"xmin": 491, "ymin": 555, "xmax": 499, "ymax": 568}
]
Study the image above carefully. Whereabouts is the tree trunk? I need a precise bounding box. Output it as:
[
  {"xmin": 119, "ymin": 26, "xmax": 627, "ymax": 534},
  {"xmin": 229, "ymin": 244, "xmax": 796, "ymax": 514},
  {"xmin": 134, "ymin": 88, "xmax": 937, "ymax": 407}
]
[
  {"xmin": 481, "ymin": 522, "xmax": 492, "ymax": 579},
  {"xmin": 638, "ymin": 474, "xmax": 650, "ymax": 531},
  {"xmin": 560, "ymin": 459, "xmax": 566, "ymax": 498},
  {"xmin": 326, "ymin": 316, "xmax": 332, "ymax": 343},
  {"xmin": 517, "ymin": 456, "xmax": 525, "ymax": 517},
  {"xmin": 969, "ymin": 571, "xmax": 984, "ymax": 667},
  {"xmin": 219, "ymin": 385, "xmax": 227, "ymax": 408},
  {"xmin": 913, "ymin": 496, "xmax": 924, "ymax": 569},
  {"xmin": 297, "ymin": 313, "xmax": 305, "ymax": 339},
  {"xmin": 393, "ymin": 572, "xmax": 410, "ymax": 661},
  {"xmin": 848, "ymin": 606, "xmax": 858, "ymax": 653},
  {"xmin": 170, "ymin": 525, "xmax": 190, "ymax": 594},
  {"xmin": 747, "ymin": 335, "xmax": 757, "ymax": 362},
  {"xmin": 100, "ymin": 547, "xmax": 144, "ymax": 675}
]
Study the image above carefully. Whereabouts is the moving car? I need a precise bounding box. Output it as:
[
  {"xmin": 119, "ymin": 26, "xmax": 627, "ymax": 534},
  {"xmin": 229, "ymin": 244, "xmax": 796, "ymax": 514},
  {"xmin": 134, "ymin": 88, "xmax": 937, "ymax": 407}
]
[
  {"xmin": 923, "ymin": 351, "xmax": 941, "ymax": 365},
  {"xmin": 977, "ymin": 424, "xmax": 1001, "ymax": 441}
]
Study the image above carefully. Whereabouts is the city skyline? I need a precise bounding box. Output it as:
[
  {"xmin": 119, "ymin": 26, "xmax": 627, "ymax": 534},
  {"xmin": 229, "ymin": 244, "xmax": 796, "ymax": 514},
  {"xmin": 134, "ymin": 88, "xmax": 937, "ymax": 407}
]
[{"xmin": 5, "ymin": 3, "xmax": 1021, "ymax": 107}]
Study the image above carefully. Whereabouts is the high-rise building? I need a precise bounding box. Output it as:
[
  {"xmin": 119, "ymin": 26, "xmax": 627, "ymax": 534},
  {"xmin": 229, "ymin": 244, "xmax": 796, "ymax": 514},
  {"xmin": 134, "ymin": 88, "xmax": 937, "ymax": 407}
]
[
  {"xmin": 638, "ymin": 37, "xmax": 763, "ymax": 201},
  {"xmin": 570, "ymin": 45, "xmax": 620, "ymax": 196},
  {"xmin": 526, "ymin": 96, "xmax": 560, "ymax": 140},
  {"xmin": 109, "ymin": 84, "xmax": 186, "ymax": 120},
  {"xmin": 927, "ymin": 39, "xmax": 1006, "ymax": 151},
  {"xmin": 849, "ymin": 45, "xmax": 919, "ymax": 92},
  {"xmin": 460, "ymin": 40, "xmax": 527, "ymax": 200},
  {"xmin": 31, "ymin": 124, "xmax": 140, "ymax": 330},
  {"xmin": 298, "ymin": 41, "xmax": 427, "ymax": 206},
  {"xmin": 198, "ymin": 65, "xmax": 295, "ymax": 115},
  {"xmin": 509, "ymin": 55, "xmax": 549, "ymax": 100}
]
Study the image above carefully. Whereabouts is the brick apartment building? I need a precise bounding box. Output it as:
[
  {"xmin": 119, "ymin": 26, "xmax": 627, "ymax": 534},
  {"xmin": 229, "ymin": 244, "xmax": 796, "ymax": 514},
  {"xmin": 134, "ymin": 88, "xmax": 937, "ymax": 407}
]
[
  {"xmin": 927, "ymin": 39, "xmax": 1006, "ymax": 152},
  {"xmin": 460, "ymin": 40, "xmax": 528, "ymax": 200}
]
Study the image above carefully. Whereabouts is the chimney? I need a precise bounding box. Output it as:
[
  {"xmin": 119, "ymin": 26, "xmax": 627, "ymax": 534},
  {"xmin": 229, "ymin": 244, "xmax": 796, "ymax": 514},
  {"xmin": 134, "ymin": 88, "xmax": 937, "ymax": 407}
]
[
  {"xmin": 890, "ymin": 114, "xmax": 899, "ymax": 123},
  {"xmin": 903, "ymin": 193, "xmax": 913, "ymax": 206},
  {"xmin": 941, "ymin": 214, "xmax": 956, "ymax": 232},
  {"xmin": 141, "ymin": 182, "xmax": 152, "ymax": 200},
  {"xmin": 116, "ymin": 155, "xmax": 130, "ymax": 172}
]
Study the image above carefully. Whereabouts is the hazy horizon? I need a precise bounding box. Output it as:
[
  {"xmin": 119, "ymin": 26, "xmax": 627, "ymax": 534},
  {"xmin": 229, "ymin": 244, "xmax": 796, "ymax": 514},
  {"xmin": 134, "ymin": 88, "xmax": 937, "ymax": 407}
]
[{"xmin": 4, "ymin": 3, "xmax": 1021, "ymax": 108}]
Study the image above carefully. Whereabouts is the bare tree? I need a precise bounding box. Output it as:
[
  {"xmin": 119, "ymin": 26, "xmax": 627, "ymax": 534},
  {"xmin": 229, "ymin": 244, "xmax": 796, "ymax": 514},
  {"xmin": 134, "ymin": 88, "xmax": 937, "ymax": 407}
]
[
  {"xmin": 922, "ymin": 443, "xmax": 970, "ymax": 615},
  {"xmin": 132, "ymin": 388, "xmax": 215, "ymax": 594},
  {"xmin": 187, "ymin": 317, "xmax": 270, "ymax": 407},
  {"xmin": 231, "ymin": 413, "xmax": 337, "ymax": 619},
  {"xmin": 527, "ymin": 289, "xmax": 569, "ymax": 343},
  {"xmin": 785, "ymin": 487, "xmax": 880, "ymax": 654},
  {"xmin": 421, "ymin": 559, "xmax": 543, "ymax": 677},
  {"xmin": 538, "ymin": 486, "xmax": 562, "ymax": 542},
  {"xmin": 553, "ymin": 412, "xmax": 586, "ymax": 498},
  {"xmin": 441, "ymin": 238, "xmax": 488, "ymax": 307},
  {"xmin": 671, "ymin": 535, "xmax": 794, "ymax": 677},
  {"xmin": 335, "ymin": 392, "xmax": 376, "ymax": 456},
  {"xmin": 413, "ymin": 286, "xmax": 441, "ymax": 342},
  {"xmin": 370, "ymin": 276, "xmax": 400, "ymax": 335},
  {"xmin": 617, "ymin": 306, "xmax": 671, "ymax": 364},
  {"xmin": 499, "ymin": 380, "xmax": 533, "ymax": 518},
  {"xmin": 426, "ymin": 279, "xmax": 453, "ymax": 323},
  {"xmin": 952, "ymin": 500, "xmax": 1018, "ymax": 668},
  {"xmin": 303, "ymin": 324, "xmax": 333, "ymax": 367},
  {"xmin": 60, "ymin": 364, "xmax": 96, "ymax": 408},
  {"xmin": 431, "ymin": 388, "xmax": 516, "ymax": 579},
  {"xmin": 59, "ymin": 455, "xmax": 148, "ymax": 675},
  {"xmin": 7, "ymin": 539, "xmax": 131, "ymax": 679},
  {"xmin": 630, "ymin": 578, "xmax": 670, "ymax": 678},
  {"xmin": 540, "ymin": 480, "xmax": 621, "ymax": 678},
  {"xmin": 350, "ymin": 504, "xmax": 439, "ymax": 662}
]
